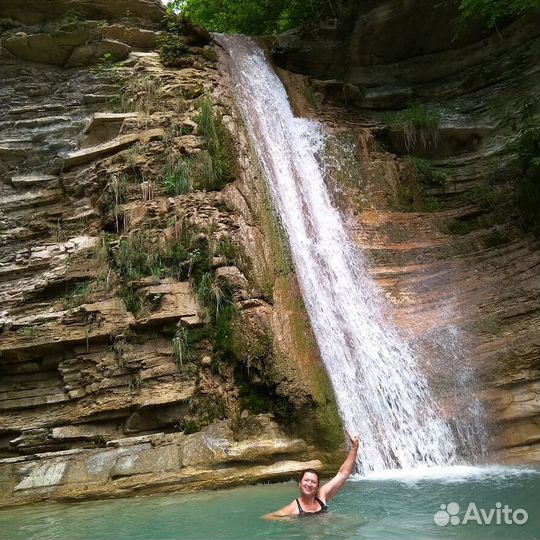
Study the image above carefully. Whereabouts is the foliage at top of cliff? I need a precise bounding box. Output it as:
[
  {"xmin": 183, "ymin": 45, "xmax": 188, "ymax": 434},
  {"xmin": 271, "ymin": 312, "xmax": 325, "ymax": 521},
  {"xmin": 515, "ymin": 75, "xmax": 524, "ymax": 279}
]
[
  {"xmin": 166, "ymin": 0, "xmax": 333, "ymax": 34},
  {"xmin": 458, "ymin": 0, "xmax": 538, "ymax": 28},
  {"xmin": 167, "ymin": 0, "xmax": 537, "ymax": 34}
]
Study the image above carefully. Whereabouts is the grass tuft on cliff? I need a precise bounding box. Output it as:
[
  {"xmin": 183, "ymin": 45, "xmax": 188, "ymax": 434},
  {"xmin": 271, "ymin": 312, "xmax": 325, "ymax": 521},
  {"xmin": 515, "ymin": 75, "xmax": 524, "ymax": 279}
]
[
  {"xmin": 162, "ymin": 157, "xmax": 193, "ymax": 195},
  {"xmin": 194, "ymin": 96, "xmax": 236, "ymax": 189},
  {"xmin": 172, "ymin": 327, "xmax": 189, "ymax": 366},
  {"xmin": 406, "ymin": 156, "xmax": 448, "ymax": 186},
  {"xmin": 111, "ymin": 229, "xmax": 210, "ymax": 283},
  {"xmin": 118, "ymin": 76, "xmax": 163, "ymax": 114},
  {"xmin": 158, "ymin": 34, "xmax": 190, "ymax": 65},
  {"xmin": 384, "ymin": 104, "xmax": 441, "ymax": 151},
  {"xmin": 157, "ymin": 98, "xmax": 236, "ymax": 195}
]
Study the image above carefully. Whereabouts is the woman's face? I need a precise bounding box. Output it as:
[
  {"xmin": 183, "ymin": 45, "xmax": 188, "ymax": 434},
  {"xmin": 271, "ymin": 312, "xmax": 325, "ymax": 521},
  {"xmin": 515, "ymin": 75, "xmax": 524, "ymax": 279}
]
[{"xmin": 299, "ymin": 472, "xmax": 319, "ymax": 497}]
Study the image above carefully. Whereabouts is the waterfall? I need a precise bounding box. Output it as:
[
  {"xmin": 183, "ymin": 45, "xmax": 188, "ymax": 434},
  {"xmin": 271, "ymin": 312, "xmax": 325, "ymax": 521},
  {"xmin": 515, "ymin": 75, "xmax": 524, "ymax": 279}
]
[{"xmin": 218, "ymin": 35, "xmax": 458, "ymax": 474}]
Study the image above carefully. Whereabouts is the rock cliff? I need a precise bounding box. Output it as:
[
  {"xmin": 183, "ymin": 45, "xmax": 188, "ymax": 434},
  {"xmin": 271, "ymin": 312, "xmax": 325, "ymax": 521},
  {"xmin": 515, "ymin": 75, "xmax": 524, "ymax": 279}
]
[
  {"xmin": 270, "ymin": 0, "xmax": 539, "ymax": 464},
  {"xmin": 1, "ymin": 0, "xmax": 537, "ymax": 509},
  {"xmin": 0, "ymin": 2, "xmax": 342, "ymax": 507}
]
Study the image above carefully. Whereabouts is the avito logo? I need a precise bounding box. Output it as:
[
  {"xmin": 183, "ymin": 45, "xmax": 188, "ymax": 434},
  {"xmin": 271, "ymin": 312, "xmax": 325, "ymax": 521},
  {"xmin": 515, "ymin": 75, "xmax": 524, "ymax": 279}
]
[{"xmin": 434, "ymin": 502, "xmax": 528, "ymax": 526}]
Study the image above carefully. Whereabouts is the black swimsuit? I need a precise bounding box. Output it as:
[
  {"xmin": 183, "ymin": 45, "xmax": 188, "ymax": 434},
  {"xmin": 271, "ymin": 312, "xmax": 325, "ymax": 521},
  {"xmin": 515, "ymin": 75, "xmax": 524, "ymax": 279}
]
[{"xmin": 295, "ymin": 497, "xmax": 328, "ymax": 516}]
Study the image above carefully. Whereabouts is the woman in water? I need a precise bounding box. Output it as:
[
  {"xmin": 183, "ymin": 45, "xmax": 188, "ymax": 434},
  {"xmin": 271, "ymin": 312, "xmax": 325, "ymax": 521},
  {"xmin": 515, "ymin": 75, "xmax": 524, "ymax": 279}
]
[{"xmin": 264, "ymin": 431, "xmax": 360, "ymax": 518}]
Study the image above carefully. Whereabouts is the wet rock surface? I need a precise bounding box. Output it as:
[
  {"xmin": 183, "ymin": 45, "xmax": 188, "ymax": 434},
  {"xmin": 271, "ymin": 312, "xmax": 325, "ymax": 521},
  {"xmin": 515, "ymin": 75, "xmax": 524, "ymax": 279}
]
[
  {"xmin": 1, "ymin": 414, "xmax": 328, "ymax": 508},
  {"xmin": 273, "ymin": 1, "xmax": 539, "ymax": 464}
]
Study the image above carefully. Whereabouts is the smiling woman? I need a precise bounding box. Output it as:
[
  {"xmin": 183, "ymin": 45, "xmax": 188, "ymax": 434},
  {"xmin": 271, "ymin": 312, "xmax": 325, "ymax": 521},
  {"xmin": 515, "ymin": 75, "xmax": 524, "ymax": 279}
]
[{"xmin": 263, "ymin": 431, "xmax": 360, "ymax": 519}]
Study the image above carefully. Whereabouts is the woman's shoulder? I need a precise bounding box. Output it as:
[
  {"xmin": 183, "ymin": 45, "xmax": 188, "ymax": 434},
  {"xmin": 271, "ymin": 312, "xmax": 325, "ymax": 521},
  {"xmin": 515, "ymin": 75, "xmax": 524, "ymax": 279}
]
[
  {"xmin": 262, "ymin": 500, "xmax": 299, "ymax": 520},
  {"xmin": 287, "ymin": 499, "xmax": 301, "ymax": 514},
  {"xmin": 277, "ymin": 500, "xmax": 301, "ymax": 516},
  {"xmin": 315, "ymin": 491, "xmax": 327, "ymax": 505}
]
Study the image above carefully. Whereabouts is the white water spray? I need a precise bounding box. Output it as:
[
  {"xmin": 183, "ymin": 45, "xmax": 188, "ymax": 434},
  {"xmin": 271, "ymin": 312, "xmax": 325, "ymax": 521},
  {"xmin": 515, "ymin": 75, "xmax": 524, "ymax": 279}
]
[{"xmin": 218, "ymin": 35, "xmax": 457, "ymax": 473}]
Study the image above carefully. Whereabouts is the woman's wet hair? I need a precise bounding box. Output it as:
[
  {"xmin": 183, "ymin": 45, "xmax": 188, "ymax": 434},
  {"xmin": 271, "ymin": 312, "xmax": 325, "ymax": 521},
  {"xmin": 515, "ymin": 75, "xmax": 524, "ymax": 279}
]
[{"xmin": 299, "ymin": 468, "xmax": 320, "ymax": 484}]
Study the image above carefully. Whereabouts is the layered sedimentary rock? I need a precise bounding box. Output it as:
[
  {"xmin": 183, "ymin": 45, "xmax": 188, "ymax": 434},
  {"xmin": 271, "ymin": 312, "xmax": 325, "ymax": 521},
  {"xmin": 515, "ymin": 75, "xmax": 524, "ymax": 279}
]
[
  {"xmin": 0, "ymin": 3, "xmax": 342, "ymax": 507},
  {"xmin": 0, "ymin": 0, "xmax": 164, "ymax": 25},
  {"xmin": 271, "ymin": 0, "xmax": 539, "ymax": 463}
]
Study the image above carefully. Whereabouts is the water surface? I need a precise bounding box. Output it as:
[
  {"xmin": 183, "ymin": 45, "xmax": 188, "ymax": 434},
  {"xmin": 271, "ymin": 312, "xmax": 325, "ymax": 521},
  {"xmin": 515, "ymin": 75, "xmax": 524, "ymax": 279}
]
[{"xmin": 1, "ymin": 466, "xmax": 537, "ymax": 539}]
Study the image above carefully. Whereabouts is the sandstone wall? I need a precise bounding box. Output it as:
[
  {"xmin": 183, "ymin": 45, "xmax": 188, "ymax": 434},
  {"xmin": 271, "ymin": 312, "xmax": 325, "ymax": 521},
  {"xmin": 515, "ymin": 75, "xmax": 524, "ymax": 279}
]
[{"xmin": 0, "ymin": 4, "xmax": 342, "ymax": 507}]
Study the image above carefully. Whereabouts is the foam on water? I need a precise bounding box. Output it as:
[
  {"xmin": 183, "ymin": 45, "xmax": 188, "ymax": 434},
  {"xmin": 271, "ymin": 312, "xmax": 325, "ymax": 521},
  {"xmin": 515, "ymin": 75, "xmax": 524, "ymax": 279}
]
[{"xmin": 359, "ymin": 465, "xmax": 539, "ymax": 484}]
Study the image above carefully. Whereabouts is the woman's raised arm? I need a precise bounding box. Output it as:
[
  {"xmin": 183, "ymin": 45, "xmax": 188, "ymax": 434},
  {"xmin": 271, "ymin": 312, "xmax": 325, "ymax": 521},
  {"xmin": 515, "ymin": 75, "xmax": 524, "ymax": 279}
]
[{"xmin": 318, "ymin": 431, "xmax": 360, "ymax": 501}]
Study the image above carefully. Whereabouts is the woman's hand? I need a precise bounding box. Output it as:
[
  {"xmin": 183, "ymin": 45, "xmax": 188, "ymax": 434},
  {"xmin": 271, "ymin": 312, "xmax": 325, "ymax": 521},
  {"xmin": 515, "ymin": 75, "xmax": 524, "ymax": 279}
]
[{"xmin": 346, "ymin": 429, "xmax": 360, "ymax": 449}]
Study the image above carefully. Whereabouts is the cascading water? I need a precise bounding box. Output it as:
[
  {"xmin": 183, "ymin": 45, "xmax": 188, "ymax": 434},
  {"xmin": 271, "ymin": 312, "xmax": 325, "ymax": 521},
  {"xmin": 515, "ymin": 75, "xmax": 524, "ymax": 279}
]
[{"xmin": 218, "ymin": 35, "xmax": 458, "ymax": 474}]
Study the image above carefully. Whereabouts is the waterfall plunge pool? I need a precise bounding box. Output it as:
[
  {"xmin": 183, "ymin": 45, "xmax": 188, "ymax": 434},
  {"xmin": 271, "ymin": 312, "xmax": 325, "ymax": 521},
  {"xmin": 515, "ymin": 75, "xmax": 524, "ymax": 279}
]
[{"xmin": 1, "ymin": 466, "xmax": 538, "ymax": 539}]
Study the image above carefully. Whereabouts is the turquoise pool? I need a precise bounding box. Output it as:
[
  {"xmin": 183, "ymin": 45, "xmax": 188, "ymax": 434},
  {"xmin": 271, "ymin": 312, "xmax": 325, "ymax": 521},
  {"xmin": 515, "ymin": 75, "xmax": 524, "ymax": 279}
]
[{"xmin": 0, "ymin": 466, "xmax": 538, "ymax": 539}]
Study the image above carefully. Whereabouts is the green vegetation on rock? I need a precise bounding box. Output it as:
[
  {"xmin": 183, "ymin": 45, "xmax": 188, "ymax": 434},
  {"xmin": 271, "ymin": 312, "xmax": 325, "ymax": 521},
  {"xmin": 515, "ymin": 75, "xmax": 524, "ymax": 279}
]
[
  {"xmin": 197, "ymin": 272, "xmax": 232, "ymax": 322},
  {"xmin": 384, "ymin": 104, "xmax": 441, "ymax": 151},
  {"xmin": 393, "ymin": 174, "xmax": 441, "ymax": 212},
  {"xmin": 109, "ymin": 228, "xmax": 210, "ymax": 284},
  {"xmin": 196, "ymin": 271, "xmax": 237, "ymax": 374},
  {"xmin": 114, "ymin": 233, "xmax": 163, "ymax": 280},
  {"xmin": 158, "ymin": 97, "xmax": 237, "ymax": 195},
  {"xmin": 303, "ymin": 85, "xmax": 319, "ymax": 108},
  {"xmin": 162, "ymin": 157, "xmax": 193, "ymax": 195},
  {"xmin": 119, "ymin": 286, "xmax": 153, "ymax": 317},
  {"xmin": 406, "ymin": 156, "xmax": 447, "ymax": 187},
  {"xmin": 457, "ymin": 0, "xmax": 538, "ymax": 28},
  {"xmin": 63, "ymin": 281, "xmax": 92, "ymax": 308},
  {"xmin": 195, "ymin": 96, "xmax": 236, "ymax": 190},
  {"xmin": 158, "ymin": 34, "xmax": 190, "ymax": 65},
  {"xmin": 172, "ymin": 327, "xmax": 190, "ymax": 366},
  {"xmin": 118, "ymin": 75, "xmax": 163, "ymax": 114}
]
